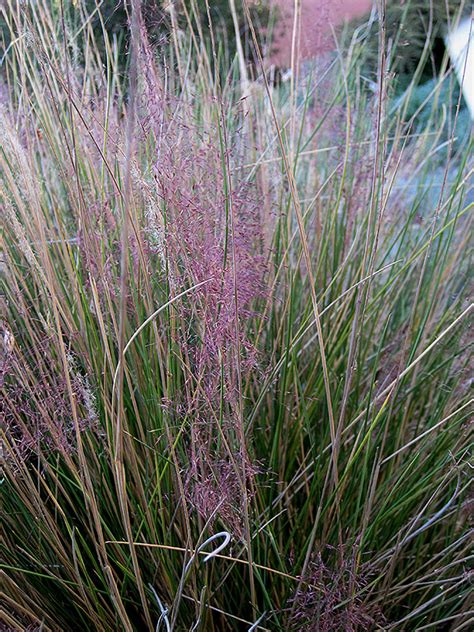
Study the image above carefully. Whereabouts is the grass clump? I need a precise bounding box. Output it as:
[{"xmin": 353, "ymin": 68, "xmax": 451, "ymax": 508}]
[{"xmin": 1, "ymin": 1, "xmax": 472, "ymax": 630}]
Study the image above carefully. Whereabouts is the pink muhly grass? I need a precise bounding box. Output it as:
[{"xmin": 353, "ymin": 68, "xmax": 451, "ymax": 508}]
[
  {"xmin": 2, "ymin": 338, "xmax": 99, "ymax": 469},
  {"xmin": 159, "ymin": 165, "xmax": 266, "ymax": 397},
  {"xmin": 138, "ymin": 24, "xmax": 266, "ymax": 399},
  {"xmin": 137, "ymin": 21, "xmax": 267, "ymax": 532},
  {"xmin": 78, "ymin": 196, "xmax": 121, "ymax": 302},
  {"xmin": 287, "ymin": 544, "xmax": 386, "ymax": 631},
  {"xmin": 186, "ymin": 447, "xmax": 261, "ymax": 538}
]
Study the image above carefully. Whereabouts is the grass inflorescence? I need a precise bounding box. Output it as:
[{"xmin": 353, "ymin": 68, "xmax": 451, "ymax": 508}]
[{"xmin": 1, "ymin": 1, "xmax": 472, "ymax": 630}]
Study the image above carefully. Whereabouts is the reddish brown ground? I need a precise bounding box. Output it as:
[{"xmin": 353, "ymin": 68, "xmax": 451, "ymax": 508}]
[{"xmin": 270, "ymin": 0, "xmax": 373, "ymax": 66}]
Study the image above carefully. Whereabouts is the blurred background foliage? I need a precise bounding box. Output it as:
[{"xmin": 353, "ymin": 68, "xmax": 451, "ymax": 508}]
[
  {"xmin": 1, "ymin": 1, "xmax": 470, "ymax": 84},
  {"xmin": 1, "ymin": 1, "xmax": 471, "ymax": 162},
  {"xmin": 78, "ymin": 0, "xmax": 270, "ymax": 72},
  {"xmin": 345, "ymin": 0, "xmax": 470, "ymax": 87},
  {"xmin": 1, "ymin": 1, "xmax": 470, "ymax": 162},
  {"xmin": 1, "ymin": 1, "xmax": 270, "ymax": 81},
  {"xmin": 343, "ymin": 1, "xmax": 471, "ymax": 153},
  {"xmin": 2, "ymin": 1, "xmax": 469, "ymax": 198}
]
